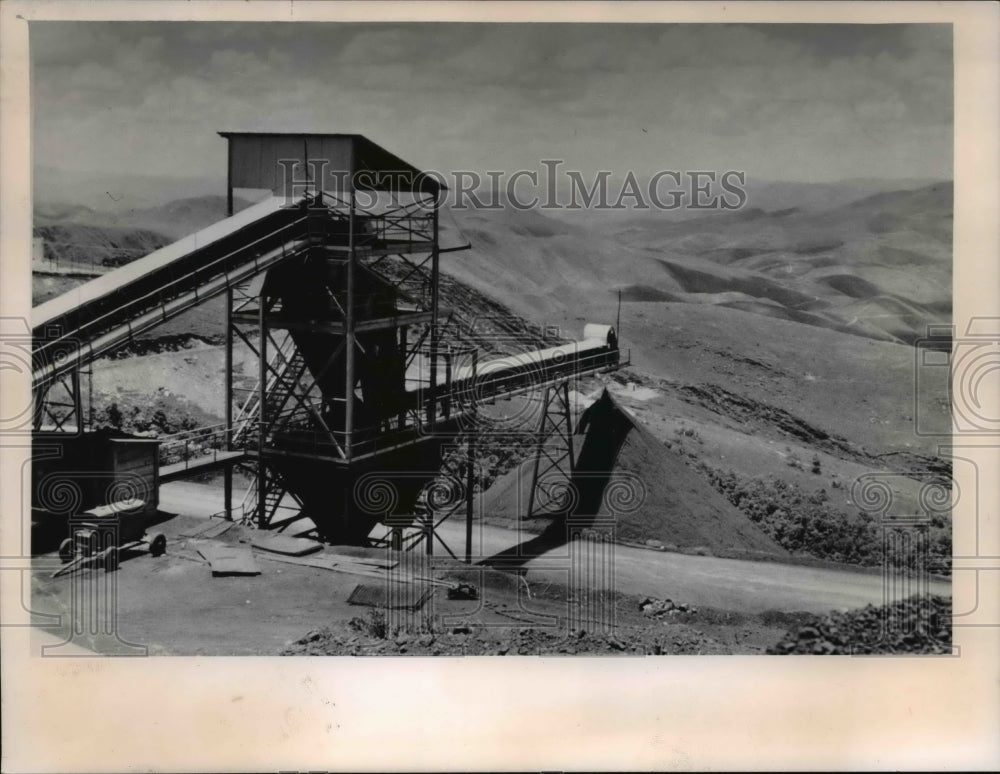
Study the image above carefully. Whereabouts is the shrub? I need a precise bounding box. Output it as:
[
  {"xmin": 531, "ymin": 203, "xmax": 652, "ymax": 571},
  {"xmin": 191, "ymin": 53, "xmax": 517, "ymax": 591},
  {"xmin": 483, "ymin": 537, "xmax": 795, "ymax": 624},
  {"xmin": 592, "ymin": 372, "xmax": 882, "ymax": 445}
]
[
  {"xmin": 698, "ymin": 464, "xmax": 951, "ymax": 574},
  {"xmin": 348, "ymin": 607, "xmax": 389, "ymax": 639}
]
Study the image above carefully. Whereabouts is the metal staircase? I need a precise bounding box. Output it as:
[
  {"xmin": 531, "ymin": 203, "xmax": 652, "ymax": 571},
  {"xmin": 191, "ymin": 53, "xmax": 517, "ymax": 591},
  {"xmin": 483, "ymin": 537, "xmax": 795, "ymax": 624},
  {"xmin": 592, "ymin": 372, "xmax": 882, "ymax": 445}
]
[
  {"xmin": 237, "ymin": 463, "xmax": 300, "ymax": 527},
  {"xmin": 231, "ymin": 333, "xmax": 311, "ymax": 448}
]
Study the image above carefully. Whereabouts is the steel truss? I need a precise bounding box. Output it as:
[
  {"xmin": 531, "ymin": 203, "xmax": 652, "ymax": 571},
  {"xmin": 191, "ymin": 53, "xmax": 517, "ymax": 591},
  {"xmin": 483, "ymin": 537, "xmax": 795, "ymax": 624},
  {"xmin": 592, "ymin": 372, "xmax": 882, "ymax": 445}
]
[
  {"xmin": 224, "ymin": 188, "xmax": 460, "ymax": 540},
  {"xmin": 527, "ymin": 381, "xmax": 576, "ymax": 519}
]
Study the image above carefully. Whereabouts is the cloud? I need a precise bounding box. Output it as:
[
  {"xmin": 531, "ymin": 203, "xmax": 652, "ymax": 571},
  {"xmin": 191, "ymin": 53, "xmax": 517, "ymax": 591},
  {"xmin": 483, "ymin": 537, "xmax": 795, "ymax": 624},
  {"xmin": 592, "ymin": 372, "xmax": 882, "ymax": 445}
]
[
  {"xmin": 30, "ymin": 21, "xmax": 953, "ymax": 184},
  {"xmin": 900, "ymin": 24, "xmax": 952, "ymax": 52}
]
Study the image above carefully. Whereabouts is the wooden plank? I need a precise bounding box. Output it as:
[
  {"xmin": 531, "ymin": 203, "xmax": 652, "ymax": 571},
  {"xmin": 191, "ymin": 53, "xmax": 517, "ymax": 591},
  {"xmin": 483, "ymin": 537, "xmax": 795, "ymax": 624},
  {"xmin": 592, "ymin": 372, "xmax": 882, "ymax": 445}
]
[
  {"xmin": 179, "ymin": 519, "xmax": 227, "ymax": 539},
  {"xmin": 196, "ymin": 543, "xmax": 260, "ymax": 576},
  {"xmin": 347, "ymin": 583, "xmax": 434, "ymax": 611},
  {"xmin": 324, "ymin": 551, "xmax": 398, "ymax": 570},
  {"xmin": 255, "ymin": 551, "xmax": 392, "ymax": 581},
  {"xmin": 250, "ymin": 534, "xmax": 323, "ymax": 556},
  {"xmin": 200, "ymin": 521, "xmax": 235, "ymax": 540}
]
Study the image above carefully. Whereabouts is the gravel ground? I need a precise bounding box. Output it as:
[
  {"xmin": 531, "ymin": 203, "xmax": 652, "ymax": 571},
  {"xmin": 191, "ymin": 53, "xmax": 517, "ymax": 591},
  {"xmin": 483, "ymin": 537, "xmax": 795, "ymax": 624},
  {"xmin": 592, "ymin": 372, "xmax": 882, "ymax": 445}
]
[
  {"xmin": 767, "ymin": 594, "xmax": 951, "ymax": 655},
  {"xmin": 281, "ymin": 617, "xmax": 733, "ymax": 656}
]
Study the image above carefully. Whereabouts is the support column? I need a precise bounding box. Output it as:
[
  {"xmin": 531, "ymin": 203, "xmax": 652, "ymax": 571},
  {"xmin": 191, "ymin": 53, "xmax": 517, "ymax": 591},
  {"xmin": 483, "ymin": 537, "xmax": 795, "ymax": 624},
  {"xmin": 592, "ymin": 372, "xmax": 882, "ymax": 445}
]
[
  {"xmin": 427, "ymin": 197, "xmax": 440, "ymax": 427},
  {"xmin": 226, "ymin": 139, "xmax": 234, "ymax": 217},
  {"xmin": 86, "ymin": 366, "xmax": 94, "ymax": 431},
  {"xmin": 70, "ymin": 370, "xmax": 82, "ymax": 431},
  {"xmin": 465, "ymin": 350, "xmax": 477, "ymax": 563},
  {"xmin": 257, "ymin": 298, "xmax": 268, "ymax": 529},
  {"xmin": 224, "ymin": 287, "xmax": 234, "ymax": 520},
  {"xmin": 32, "ymin": 385, "xmax": 44, "ymax": 431},
  {"xmin": 526, "ymin": 380, "xmax": 575, "ymax": 520},
  {"xmin": 345, "ymin": 190, "xmax": 355, "ymax": 462},
  {"xmin": 398, "ymin": 325, "xmax": 408, "ymax": 430},
  {"xmin": 443, "ymin": 350, "xmax": 452, "ymax": 420}
]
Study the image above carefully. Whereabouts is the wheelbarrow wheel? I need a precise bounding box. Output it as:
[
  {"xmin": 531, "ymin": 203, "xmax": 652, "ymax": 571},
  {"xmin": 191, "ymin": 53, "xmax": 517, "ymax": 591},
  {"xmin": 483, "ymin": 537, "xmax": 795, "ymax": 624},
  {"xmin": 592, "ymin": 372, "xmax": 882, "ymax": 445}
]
[
  {"xmin": 58, "ymin": 538, "xmax": 75, "ymax": 564},
  {"xmin": 103, "ymin": 546, "xmax": 119, "ymax": 572},
  {"xmin": 149, "ymin": 533, "xmax": 167, "ymax": 557}
]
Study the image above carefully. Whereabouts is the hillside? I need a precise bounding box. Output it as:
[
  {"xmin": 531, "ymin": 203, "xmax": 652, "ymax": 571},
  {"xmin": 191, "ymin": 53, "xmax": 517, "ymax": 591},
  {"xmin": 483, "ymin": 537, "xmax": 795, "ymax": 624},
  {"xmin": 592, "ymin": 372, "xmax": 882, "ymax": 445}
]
[
  {"xmin": 32, "ymin": 181, "xmax": 952, "ymax": 458},
  {"xmin": 35, "ymin": 194, "xmax": 256, "ymax": 241},
  {"xmin": 34, "ymin": 222, "xmax": 170, "ymax": 270},
  {"xmin": 444, "ymin": 181, "xmax": 952, "ymax": 347},
  {"xmin": 35, "ymin": 179, "xmax": 952, "ymax": 346},
  {"xmin": 30, "ymin": 178, "xmax": 953, "ymax": 573}
]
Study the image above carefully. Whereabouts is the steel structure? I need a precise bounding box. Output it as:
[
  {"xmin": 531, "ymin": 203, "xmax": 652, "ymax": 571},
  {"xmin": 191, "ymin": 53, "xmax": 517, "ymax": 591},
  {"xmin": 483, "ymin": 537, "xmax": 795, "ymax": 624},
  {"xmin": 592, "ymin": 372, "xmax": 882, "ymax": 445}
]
[{"xmin": 31, "ymin": 132, "xmax": 623, "ymax": 554}]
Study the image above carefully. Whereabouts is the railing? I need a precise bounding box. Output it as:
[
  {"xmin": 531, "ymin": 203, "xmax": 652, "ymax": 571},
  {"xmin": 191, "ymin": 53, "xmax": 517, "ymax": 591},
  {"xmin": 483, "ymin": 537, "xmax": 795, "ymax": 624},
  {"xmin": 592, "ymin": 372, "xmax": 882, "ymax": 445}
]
[
  {"xmin": 157, "ymin": 424, "xmax": 233, "ymax": 469},
  {"xmin": 155, "ymin": 343, "xmax": 625, "ymax": 469},
  {"xmin": 254, "ymin": 344, "xmax": 622, "ymax": 461},
  {"xmin": 231, "ymin": 330, "xmax": 300, "ymax": 446},
  {"xmin": 316, "ymin": 191, "xmax": 434, "ymax": 252},
  {"xmin": 208, "ymin": 502, "xmax": 250, "ymax": 522}
]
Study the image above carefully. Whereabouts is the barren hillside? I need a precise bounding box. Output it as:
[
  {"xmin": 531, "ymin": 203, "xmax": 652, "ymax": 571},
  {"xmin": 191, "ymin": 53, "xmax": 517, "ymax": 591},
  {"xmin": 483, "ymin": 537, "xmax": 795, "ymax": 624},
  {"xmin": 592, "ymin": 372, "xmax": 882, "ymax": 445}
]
[{"xmin": 31, "ymin": 179, "xmax": 953, "ymax": 573}]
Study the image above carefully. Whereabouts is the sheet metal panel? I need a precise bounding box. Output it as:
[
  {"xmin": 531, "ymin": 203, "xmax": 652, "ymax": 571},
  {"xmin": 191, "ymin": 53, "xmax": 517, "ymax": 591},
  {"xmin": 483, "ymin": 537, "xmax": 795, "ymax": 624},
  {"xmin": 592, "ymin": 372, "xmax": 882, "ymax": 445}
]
[
  {"xmin": 305, "ymin": 135, "xmax": 354, "ymax": 192},
  {"xmin": 220, "ymin": 132, "xmax": 438, "ymax": 194},
  {"xmin": 229, "ymin": 135, "xmax": 307, "ymax": 195}
]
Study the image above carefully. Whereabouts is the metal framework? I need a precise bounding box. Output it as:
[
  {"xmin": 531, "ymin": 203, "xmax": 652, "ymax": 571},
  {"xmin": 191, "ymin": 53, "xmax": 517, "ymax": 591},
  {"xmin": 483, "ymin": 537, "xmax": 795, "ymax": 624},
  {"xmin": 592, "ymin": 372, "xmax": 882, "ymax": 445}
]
[
  {"xmin": 219, "ymin": 185, "xmax": 459, "ymax": 543},
  {"xmin": 33, "ymin": 371, "xmax": 82, "ymax": 432},
  {"xmin": 32, "ymin": 132, "xmax": 624, "ymax": 558},
  {"xmin": 527, "ymin": 382, "xmax": 577, "ymax": 520}
]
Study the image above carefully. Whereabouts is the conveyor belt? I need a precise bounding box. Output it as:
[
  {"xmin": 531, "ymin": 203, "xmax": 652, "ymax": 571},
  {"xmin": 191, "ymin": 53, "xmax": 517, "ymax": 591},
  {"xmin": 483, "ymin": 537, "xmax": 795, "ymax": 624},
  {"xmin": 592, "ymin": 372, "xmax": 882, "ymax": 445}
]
[
  {"xmin": 32, "ymin": 190, "xmax": 620, "ymax": 440},
  {"xmin": 32, "ymin": 195, "xmax": 314, "ymax": 390}
]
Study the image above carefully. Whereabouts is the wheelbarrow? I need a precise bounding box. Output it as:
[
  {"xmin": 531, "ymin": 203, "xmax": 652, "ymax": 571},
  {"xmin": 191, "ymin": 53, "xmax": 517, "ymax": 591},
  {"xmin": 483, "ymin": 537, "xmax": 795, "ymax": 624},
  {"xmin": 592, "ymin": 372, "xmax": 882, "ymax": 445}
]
[{"xmin": 55, "ymin": 498, "xmax": 166, "ymax": 577}]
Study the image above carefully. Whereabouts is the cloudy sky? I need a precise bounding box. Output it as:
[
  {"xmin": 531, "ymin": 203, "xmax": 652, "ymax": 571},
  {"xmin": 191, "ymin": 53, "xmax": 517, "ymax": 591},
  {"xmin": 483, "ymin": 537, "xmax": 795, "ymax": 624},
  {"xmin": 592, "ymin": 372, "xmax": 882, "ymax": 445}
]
[{"xmin": 31, "ymin": 22, "xmax": 952, "ymax": 189}]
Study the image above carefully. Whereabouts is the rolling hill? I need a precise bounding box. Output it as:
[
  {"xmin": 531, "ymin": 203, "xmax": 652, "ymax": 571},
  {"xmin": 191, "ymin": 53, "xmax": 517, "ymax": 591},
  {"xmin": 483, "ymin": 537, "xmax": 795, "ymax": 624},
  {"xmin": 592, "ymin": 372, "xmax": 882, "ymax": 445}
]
[
  {"xmin": 443, "ymin": 181, "xmax": 952, "ymax": 347},
  {"xmin": 30, "ymin": 177, "xmax": 953, "ymax": 571}
]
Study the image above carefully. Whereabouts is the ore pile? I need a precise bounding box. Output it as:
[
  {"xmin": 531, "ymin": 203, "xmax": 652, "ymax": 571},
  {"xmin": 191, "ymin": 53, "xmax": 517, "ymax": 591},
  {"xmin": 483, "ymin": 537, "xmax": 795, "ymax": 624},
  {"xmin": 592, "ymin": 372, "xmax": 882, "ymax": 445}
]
[
  {"xmin": 281, "ymin": 622, "xmax": 730, "ymax": 656},
  {"xmin": 767, "ymin": 594, "xmax": 951, "ymax": 655},
  {"xmin": 480, "ymin": 389, "xmax": 784, "ymax": 557}
]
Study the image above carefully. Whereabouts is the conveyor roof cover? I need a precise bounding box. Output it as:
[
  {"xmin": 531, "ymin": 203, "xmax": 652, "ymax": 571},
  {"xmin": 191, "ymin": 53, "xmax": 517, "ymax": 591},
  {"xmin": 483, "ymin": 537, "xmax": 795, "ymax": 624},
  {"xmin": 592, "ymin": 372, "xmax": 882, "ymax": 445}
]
[
  {"xmin": 31, "ymin": 196, "xmax": 289, "ymax": 328},
  {"xmin": 33, "ymin": 195, "xmax": 293, "ymax": 329}
]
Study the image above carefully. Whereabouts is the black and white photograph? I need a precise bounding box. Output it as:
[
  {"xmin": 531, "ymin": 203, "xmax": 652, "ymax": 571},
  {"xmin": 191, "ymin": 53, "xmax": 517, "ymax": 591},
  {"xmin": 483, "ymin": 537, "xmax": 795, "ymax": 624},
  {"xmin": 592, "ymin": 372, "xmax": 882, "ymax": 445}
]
[
  {"xmin": 2, "ymin": 1, "xmax": 998, "ymax": 771},
  {"xmin": 23, "ymin": 16, "xmax": 960, "ymax": 657}
]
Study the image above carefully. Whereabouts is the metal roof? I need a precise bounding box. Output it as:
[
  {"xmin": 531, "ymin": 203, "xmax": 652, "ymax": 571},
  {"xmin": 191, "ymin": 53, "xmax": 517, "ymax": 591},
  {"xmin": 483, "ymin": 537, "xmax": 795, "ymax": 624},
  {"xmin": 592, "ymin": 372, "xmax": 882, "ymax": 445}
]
[{"xmin": 218, "ymin": 132, "xmax": 446, "ymax": 193}]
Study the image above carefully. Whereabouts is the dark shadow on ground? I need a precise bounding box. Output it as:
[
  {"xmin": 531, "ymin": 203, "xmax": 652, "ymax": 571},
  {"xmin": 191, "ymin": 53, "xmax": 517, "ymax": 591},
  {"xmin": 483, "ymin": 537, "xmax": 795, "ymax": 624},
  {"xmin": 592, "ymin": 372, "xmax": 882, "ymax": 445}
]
[{"xmin": 480, "ymin": 390, "xmax": 630, "ymax": 570}]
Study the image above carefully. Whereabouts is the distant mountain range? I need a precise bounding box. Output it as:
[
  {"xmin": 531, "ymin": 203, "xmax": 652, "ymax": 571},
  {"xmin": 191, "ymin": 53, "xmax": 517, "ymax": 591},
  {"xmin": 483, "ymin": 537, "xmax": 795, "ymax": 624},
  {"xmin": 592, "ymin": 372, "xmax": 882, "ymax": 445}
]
[
  {"xmin": 441, "ymin": 180, "xmax": 952, "ymax": 346},
  {"xmin": 34, "ymin": 166, "xmax": 222, "ymax": 215},
  {"xmin": 35, "ymin": 194, "xmax": 258, "ymax": 242},
  {"xmin": 34, "ymin": 176, "xmax": 951, "ymax": 347},
  {"xmin": 30, "ymin": 176, "xmax": 955, "ymax": 530}
]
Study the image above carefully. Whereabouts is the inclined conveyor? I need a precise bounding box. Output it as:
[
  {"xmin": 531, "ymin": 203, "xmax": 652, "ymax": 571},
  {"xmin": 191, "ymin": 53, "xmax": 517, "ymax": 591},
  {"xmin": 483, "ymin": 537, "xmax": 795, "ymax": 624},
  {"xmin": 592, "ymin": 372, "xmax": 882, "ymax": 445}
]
[{"xmin": 32, "ymin": 195, "xmax": 314, "ymax": 391}]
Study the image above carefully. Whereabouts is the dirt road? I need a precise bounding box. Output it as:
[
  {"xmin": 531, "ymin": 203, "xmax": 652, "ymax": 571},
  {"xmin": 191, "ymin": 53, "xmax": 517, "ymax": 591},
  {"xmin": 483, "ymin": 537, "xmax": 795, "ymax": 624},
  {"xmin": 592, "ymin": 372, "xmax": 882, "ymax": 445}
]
[{"xmin": 162, "ymin": 481, "xmax": 950, "ymax": 615}]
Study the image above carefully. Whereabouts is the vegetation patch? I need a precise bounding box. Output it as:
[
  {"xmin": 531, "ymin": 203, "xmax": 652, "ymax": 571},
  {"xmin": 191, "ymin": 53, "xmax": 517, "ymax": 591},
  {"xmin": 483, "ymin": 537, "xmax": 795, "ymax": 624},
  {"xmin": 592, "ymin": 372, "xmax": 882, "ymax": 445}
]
[{"xmin": 699, "ymin": 465, "xmax": 951, "ymax": 575}]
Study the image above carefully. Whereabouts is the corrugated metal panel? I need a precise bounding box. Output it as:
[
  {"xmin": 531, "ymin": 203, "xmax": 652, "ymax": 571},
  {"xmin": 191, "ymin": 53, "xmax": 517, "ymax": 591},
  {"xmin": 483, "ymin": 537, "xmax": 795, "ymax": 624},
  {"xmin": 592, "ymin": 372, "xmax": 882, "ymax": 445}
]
[
  {"xmin": 229, "ymin": 134, "xmax": 307, "ymax": 193},
  {"xmin": 221, "ymin": 132, "xmax": 441, "ymax": 194},
  {"xmin": 305, "ymin": 135, "xmax": 353, "ymax": 192}
]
